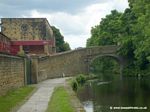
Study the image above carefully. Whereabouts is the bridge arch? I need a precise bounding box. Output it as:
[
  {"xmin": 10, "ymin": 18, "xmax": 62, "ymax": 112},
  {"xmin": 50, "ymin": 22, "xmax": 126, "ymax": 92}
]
[
  {"xmin": 87, "ymin": 54, "xmax": 125, "ymax": 76},
  {"xmin": 30, "ymin": 45, "xmax": 127, "ymax": 83}
]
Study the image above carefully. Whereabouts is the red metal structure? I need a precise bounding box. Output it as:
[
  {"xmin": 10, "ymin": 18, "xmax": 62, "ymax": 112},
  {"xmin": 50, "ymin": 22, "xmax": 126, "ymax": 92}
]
[
  {"xmin": 0, "ymin": 32, "xmax": 11, "ymax": 54},
  {"xmin": 11, "ymin": 40, "xmax": 55, "ymax": 55},
  {"xmin": 11, "ymin": 40, "xmax": 54, "ymax": 46},
  {"xmin": 0, "ymin": 32, "xmax": 55, "ymax": 55}
]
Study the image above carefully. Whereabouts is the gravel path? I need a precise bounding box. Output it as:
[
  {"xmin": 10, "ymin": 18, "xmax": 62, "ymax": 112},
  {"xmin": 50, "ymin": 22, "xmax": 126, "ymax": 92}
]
[{"xmin": 17, "ymin": 78, "xmax": 68, "ymax": 112}]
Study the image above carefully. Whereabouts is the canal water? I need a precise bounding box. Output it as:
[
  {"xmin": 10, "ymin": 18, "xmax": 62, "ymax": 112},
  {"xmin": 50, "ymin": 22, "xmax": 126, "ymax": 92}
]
[{"xmin": 77, "ymin": 74, "xmax": 150, "ymax": 112}]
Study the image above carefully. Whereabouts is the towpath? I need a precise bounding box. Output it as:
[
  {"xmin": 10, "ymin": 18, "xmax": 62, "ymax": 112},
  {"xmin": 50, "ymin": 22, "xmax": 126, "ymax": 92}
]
[{"xmin": 17, "ymin": 78, "xmax": 68, "ymax": 112}]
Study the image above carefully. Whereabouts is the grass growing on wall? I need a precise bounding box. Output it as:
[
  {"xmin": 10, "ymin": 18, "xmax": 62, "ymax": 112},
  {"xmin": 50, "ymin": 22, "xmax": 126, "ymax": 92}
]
[
  {"xmin": 0, "ymin": 86, "xmax": 35, "ymax": 112},
  {"xmin": 46, "ymin": 86, "xmax": 75, "ymax": 112}
]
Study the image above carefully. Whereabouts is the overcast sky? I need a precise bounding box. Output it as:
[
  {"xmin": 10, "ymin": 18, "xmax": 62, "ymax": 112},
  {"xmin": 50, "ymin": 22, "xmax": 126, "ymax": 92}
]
[{"xmin": 0, "ymin": 0, "xmax": 129, "ymax": 49}]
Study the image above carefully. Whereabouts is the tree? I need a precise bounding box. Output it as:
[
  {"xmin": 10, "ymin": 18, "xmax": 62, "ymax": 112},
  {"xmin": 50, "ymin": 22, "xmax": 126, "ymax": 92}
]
[
  {"xmin": 129, "ymin": 0, "xmax": 150, "ymax": 62},
  {"xmin": 87, "ymin": 0, "xmax": 150, "ymax": 75},
  {"xmin": 87, "ymin": 10, "xmax": 122, "ymax": 47},
  {"xmin": 51, "ymin": 26, "xmax": 71, "ymax": 52},
  {"xmin": 62, "ymin": 42, "xmax": 71, "ymax": 51},
  {"xmin": 86, "ymin": 10, "xmax": 122, "ymax": 74}
]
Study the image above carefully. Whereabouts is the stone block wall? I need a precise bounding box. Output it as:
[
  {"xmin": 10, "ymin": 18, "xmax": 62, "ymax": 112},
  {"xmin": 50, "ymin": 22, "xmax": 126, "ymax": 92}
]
[
  {"xmin": 33, "ymin": 45, "xmax": 119, "ymax": 83},
  {"xmin": 0, "ymin": 54, "xmax": 25, "ymax": 95},
  {"xmin": 38, "ymin": 49, "xmax": 87, "ymax": 81},
  {"xmin": 1, "ymin": 18, "xmax": 54, "ymax": 40}
]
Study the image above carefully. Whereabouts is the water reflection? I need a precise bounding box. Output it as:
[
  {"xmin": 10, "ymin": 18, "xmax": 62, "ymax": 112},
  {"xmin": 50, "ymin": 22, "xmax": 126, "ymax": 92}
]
[
  {"xmin": 83, "ymin": 101, "xmax": 93, "ymax": 112},
  {"xmin": 77, "ymin": 74, "xmax": 150, "ymax": 112}
]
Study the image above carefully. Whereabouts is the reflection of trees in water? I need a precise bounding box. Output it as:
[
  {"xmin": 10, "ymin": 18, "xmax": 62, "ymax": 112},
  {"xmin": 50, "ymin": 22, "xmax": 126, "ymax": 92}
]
[
  {"xmin": 120, "ymin": 78, "xmax": 150, "ymax": 107},
  {"xmin": 78, "ymin": 77, "xmax": 150, "ymax": 112},
  {"xmin": 77, "ymin": 83, "xmax": 94, "ymax": 102}
]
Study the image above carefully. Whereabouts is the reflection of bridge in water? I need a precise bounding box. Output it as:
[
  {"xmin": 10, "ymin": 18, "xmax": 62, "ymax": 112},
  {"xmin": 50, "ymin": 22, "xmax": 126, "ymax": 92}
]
[{"xmin": 31, "ymin": 45, "xmax": 127, "ymax": 83}]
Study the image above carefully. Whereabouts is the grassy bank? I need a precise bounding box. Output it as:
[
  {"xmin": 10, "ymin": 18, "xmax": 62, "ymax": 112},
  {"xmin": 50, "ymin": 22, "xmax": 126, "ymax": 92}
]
[
  {"xmin": 0, "ymin": 86, "xmax": 35, "ymax": 112},
  {"xmin": 46, "ymin": 86, "xmax": 75, "ymax": 112},
  {"xmin": 71, "ymin": 74, "xmax": 98, "ymax": 91}
]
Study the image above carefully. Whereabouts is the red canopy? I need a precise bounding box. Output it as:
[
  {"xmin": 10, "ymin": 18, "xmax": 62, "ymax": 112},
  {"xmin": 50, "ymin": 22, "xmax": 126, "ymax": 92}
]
[{"xmin": 11, "ymin": 40, "xmax": 54, "ymax": 46}]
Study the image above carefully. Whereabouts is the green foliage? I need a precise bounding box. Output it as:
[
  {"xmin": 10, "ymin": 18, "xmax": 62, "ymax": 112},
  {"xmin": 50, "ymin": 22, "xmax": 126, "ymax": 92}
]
[
  {"xmin": 75, "ymin": 74, "xmax": 86, "ymax": 86},
  {"xmin": 71, "ymin": 74, "xmax": 86, "ymax": 91},
  {"xmin": 62, "ymin": 42, "xmax": 71, "ymax": 51},
  {"xmin": 0, "ymin": 86, "xmax": 34, "ymax": 112},
  {"xmin": 86, "ymin": 74, "xmax": 98, "ymax": 80},
  {"xmin": 71, "ymin": 79, "xmax": 78, "ymax": 91},
  {"xmin": 46, "ymin": 86, "xmax": 75, "ymax": 112},
  {"xmin": 90, "ymin": 57, "xmax": 120, "ymax": 74},
  {"xmin": 51, "ymin": 26, "xmax": 71, "ymax": 52},
  {"xmin": 87, "ymin": 0, "xmax": 150, "ymax": 76},
  {"xmin": 120, "ymin": 0, "xmax": 150, "ymax": 73},
  {"xmin": 86, "ymin": 10, "xmax": 122, "ymax": 47}
]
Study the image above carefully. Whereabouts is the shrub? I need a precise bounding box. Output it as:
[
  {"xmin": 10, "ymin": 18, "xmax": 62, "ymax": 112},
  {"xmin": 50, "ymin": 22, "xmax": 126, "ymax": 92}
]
[
  {"xmin": 71, "ymin": 79, "xmax": 78, "ymax": 91},
  {"xmin": 71, "ymin": 74, "xmax": 87, "ymax": 91},
  {"xmin": 75, "ymin": 74, "xmax": 86, "ymax": 86}
]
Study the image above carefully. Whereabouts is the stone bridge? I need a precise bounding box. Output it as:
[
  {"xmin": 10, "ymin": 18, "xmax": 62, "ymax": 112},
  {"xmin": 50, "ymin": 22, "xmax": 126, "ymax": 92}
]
[{"xmin": 31, "ymin": 45, "xmax": 126, "ymax": 83}]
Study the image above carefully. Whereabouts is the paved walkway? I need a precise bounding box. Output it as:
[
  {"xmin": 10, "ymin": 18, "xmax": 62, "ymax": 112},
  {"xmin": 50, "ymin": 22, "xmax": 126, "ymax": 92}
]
[{"xmin": 17, "ymin": 78, "xmax": 68, "ymax": 112}]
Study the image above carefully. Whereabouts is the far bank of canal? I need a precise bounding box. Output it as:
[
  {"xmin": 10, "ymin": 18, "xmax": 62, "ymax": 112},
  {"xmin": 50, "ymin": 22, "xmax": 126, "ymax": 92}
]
[{"xmin": 77, "ymin": 74, "xmax": 150, "ymax": 112}]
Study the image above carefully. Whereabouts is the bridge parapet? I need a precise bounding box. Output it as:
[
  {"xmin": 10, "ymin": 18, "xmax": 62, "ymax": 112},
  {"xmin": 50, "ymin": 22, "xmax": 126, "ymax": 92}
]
[
  {"xmin": 30, "ymin": 45, "xmax": 124, "ymax": 83},
  {"xmin": 85, "ymin": 45, "xmax": 119, "ymax": 56}
]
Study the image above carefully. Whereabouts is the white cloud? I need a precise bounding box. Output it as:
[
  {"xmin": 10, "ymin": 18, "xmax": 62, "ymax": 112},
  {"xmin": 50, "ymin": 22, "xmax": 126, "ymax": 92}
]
[
  {"xmin": 30, "ymin": 0, "xmax": 129, "ymax": 49},
  {"xmin": 64, "ymin": 34, "xmax": 89, "ymax": 48},
  {"xmin": 111, "ymin": 0, "xmax": 129, "ymax": 12}
]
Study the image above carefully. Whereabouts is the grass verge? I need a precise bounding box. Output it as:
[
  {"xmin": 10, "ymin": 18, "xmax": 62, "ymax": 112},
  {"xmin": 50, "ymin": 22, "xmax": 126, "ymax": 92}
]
[
  {"xmin": 0, "ymin": 86, "xmax": 35, "ymax": 112},
  {"xmin": 46, "ymin": 86, "xmax": 75, "ymax": 112}
]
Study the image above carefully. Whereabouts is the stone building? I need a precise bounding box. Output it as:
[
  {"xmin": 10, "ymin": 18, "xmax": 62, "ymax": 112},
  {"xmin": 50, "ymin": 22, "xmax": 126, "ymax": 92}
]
[
  {"xmin": 0, "ymin": 32, "xmax": 11, "ymax": 54},
  {"xmin": 1, "ymin": 18, "xmax": 55, "ymax": 55}
]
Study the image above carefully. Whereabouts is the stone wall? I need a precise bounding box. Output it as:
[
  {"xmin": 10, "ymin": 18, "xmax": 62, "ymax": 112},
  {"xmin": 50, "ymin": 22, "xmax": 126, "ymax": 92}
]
[
  {"xmin": 32, "ymin": 45, "xmax": 119, "ymax": 83},
  {"xmin": 0, "ymin": 45, "xmax": 122, "ymax": 89},
  {"xmin": 1, "ymin": 18, "xmax": 54, "ymax": 40},
  {"xmin": 38, "ymin": 49, "xmax": 86, "ymax": 81},
  {"xmin": 0, "ymin": 54, "xmax": 25, "ymax": 95}
]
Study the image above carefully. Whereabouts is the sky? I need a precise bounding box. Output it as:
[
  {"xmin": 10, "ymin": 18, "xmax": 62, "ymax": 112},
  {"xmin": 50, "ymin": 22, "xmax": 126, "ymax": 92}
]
[{"xmin": 0, "ymin": 0, "xmax": 129, "ymax": 49}]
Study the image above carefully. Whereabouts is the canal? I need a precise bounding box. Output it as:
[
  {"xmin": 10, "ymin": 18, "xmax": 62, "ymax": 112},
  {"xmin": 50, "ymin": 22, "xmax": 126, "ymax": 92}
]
[{"xmin": 77, "ymin": 74, "xmax": 150, "ymax": 112}]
